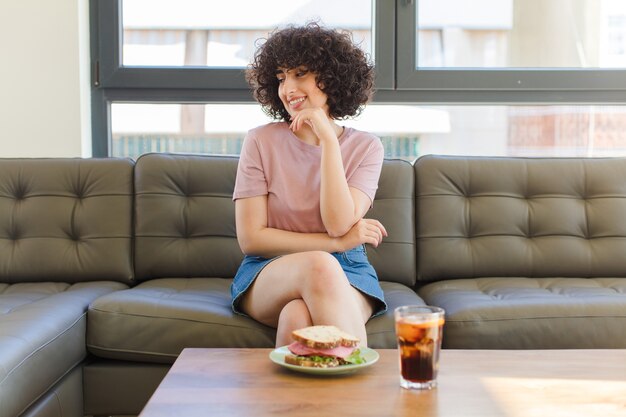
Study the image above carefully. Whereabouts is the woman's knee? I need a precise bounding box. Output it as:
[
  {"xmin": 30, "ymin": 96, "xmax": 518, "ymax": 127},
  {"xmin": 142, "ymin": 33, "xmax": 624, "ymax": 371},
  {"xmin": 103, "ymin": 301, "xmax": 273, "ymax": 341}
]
[{"xmin": 300, "ymin": 251, "xmax": 349, "ymax": 294}]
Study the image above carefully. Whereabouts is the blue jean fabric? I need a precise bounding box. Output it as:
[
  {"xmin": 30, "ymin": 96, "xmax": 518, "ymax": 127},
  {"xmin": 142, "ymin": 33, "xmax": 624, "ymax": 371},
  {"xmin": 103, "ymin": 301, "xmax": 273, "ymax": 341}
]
[{"xmin": 230, "ymin": 245, "xmax": 387, "ymax": 318}]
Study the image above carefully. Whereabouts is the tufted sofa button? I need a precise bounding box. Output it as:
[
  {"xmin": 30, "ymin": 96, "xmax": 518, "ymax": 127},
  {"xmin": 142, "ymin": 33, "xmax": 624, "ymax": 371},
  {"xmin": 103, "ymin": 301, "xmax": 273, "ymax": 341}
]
[{"xmin": 11, "ymin": 185, "xmax": 26, "ymax": 200}]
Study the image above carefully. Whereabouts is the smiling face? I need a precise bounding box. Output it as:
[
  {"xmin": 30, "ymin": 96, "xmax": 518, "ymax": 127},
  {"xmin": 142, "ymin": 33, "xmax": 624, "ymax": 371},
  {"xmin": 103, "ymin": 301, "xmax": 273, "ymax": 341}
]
[{"xmin": 276, "ymin": 66, "xmax": 330, "ymax": 120}]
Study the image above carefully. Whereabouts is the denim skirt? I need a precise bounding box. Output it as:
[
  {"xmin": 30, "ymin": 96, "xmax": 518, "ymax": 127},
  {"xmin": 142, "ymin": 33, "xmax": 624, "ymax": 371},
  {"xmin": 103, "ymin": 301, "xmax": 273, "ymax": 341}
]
[{"xmin": 230, "ymin": 244, "xmax": 387, "ymax": 319}]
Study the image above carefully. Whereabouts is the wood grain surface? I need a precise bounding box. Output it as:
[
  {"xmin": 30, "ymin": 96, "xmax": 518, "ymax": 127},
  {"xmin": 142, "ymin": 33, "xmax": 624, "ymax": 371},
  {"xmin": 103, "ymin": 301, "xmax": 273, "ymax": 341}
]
[{"xmin": 139, "ymin": 348, "xmax": 626, "ymax": 417}]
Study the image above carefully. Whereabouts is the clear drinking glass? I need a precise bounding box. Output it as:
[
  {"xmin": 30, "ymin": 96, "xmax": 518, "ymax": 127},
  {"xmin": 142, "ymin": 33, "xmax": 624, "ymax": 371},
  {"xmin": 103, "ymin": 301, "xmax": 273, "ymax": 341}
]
[{"xmin": 394, "ymin": 305, "xmax": 445, "ymax": 390}]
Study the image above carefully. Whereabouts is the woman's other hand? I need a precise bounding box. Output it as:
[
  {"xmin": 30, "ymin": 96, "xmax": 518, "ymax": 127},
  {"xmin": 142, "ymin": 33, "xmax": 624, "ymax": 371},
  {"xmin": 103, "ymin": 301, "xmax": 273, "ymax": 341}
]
[{"xmin": 338, "ymin": 218, "xmax": 388, "ymax": 251}]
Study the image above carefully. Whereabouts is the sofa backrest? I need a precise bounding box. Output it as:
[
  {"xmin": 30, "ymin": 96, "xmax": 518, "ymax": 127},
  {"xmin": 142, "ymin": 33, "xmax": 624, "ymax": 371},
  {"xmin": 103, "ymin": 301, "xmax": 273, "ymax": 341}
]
[
  {"xmin": 133, "ymin": 153, "xmax": 242, "ymax": 280},
  {"xmin": 0, "ymin": 158, "xmax": 134, "ymax": 284},
  {"xmin": 415, "ymin": 155, "xmax": 626, "ymax": 282},
  {"xmin": 368, "ymin": 159, "xmax": 416, "ymax": 286},
  {"xmin": 133, "ymin": 153, "xmax": 416, "ymax": 286}
]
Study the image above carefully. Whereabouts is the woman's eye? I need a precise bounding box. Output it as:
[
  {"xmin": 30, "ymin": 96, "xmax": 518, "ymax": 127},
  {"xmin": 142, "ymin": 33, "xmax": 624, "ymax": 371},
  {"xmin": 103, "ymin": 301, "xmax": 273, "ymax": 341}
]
[{"xmin": 277, "ymin": 78, "xmax": 284, "ymax": 83}]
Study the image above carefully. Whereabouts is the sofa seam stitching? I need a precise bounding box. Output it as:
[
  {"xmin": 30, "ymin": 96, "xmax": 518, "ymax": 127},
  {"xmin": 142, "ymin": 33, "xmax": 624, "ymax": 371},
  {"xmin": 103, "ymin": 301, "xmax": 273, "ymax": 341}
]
[{"xmin": 0, "ymin": 312, "xmax": 86, "ymax": 386}]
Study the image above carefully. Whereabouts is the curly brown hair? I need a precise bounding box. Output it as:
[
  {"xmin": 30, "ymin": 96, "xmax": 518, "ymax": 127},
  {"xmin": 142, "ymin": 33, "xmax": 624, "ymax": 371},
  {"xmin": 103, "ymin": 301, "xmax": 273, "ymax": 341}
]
[{"xmin": 246, "ymin": 22, "xmax": 375, "ymax": 121}]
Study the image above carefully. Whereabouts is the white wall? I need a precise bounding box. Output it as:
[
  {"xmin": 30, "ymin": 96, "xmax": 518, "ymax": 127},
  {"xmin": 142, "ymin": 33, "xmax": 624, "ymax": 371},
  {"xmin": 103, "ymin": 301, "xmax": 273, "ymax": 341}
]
[{"xmin": 0, "ymin": 0, "xmax": 91, "ymax": 157}]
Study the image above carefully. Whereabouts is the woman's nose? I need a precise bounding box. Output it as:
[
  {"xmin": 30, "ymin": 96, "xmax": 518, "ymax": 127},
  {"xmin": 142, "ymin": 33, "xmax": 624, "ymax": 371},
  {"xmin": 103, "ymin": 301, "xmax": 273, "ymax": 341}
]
[{"xmin": 282, "ymin": 76, "xmax": 296, "ymax": 92}]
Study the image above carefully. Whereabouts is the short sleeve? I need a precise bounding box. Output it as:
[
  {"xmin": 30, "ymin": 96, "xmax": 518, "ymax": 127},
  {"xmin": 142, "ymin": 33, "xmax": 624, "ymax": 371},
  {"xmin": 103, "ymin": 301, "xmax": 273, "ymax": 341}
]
[
  {"xmin": 347, "ymin": 139, "xmax": 384, "ymax": 203},
  {"xmin": 233, "ymin": 132, "xmax": 268, "ymax": 200}
]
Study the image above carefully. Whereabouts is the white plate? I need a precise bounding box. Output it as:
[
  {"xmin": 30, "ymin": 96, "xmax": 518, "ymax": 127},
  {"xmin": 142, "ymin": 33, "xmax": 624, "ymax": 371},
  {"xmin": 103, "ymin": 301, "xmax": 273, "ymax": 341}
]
[{"xmin": 269, "ymin": 346, "xmax": 379, "ymax": 375}]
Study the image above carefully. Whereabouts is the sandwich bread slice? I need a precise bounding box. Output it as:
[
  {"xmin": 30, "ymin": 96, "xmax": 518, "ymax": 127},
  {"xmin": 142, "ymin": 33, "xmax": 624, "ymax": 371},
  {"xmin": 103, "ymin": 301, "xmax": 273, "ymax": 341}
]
[
  {"xmin": 285, "ymin": 325, "xmax": 366, "ymax": 368},
  {"xmin": 291, "ymin": 325, "xmax": 359, "ymax": 349}
]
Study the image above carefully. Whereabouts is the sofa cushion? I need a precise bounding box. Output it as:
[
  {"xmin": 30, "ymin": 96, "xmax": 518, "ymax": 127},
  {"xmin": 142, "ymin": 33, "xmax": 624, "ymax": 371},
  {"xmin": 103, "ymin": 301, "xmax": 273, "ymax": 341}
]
[
  {"xmin": 0, "ymin": 281, "xmax": 127, "ymax": 417},
  {"xmin": 0, "ymin": 158, "xmax": 135, "ymax": 284},
  {"xmin": 134, "ymin": 153, "xmax": 416, "ymax": 286},
  {"xmin": 418, "ymin": 277, "xmax": 626, "ymax": 348},
  {"xmin": 133, "ymin": 154, "xmax": 242, "ymax": 281},
  {"xmin": 87, "ymin": 279, "xmax": 423, "ymax": 363},
  {"xmin": 87, "ymin": 278, "xmax": 274, "ymax": 363},
  {"xmin": 415, "ymin": 155, "xmax": 626, "ymax": 282}
]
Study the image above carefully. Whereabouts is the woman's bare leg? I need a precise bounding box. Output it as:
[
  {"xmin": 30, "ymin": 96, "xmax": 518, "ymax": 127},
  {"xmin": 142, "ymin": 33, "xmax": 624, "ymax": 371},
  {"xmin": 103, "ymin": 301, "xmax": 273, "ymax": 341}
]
[
  {"xmin": 275, "ymin": 299, "xmax": 313, "ymax": 347},
  {"xmin": 240, "ymin": 251, "xmax": 375, "ymax": 346}
]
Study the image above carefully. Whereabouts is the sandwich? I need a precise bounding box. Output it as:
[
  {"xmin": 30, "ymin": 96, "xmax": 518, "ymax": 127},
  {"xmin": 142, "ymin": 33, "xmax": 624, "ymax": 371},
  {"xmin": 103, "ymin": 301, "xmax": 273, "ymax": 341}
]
[{"xmin": 285, "ymin": 325, "xmax": 366, "ymax": 368}]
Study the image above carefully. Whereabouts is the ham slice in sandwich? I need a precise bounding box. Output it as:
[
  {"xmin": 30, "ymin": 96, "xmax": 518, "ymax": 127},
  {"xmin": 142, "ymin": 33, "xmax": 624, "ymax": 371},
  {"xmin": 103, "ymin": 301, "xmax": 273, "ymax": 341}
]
[
  {"xmin": 287, "ymin": 341, "xmax": 355, "ymax": 359},
  {"xmin": 284, "ymin": 325, "xmax": 362, "ymax": 368}
]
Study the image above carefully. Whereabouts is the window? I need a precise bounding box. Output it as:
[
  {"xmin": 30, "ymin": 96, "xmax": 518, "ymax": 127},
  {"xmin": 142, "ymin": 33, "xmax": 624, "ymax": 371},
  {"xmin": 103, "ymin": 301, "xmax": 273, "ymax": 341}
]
[
  {"xmin": 110, "ymin": 103, "xmax": 447, "ymax": 161},
  {"xmin": 396, "ymin": 0, "xmax": 626, "ymax": 97},
  {"xmin": 92, "ymin": 0, "xmax": 626, "ymax": 160},
  {"xmin": 91, "ymin": 0, "xmax": 393, "ymax": 157},
  {"xmin": 416, "ymin": 0, "xmax": 626, "ymax": 69},
  {"xmin": 120, "ymin": 0, "xmax": 372, "ymax": 67}
]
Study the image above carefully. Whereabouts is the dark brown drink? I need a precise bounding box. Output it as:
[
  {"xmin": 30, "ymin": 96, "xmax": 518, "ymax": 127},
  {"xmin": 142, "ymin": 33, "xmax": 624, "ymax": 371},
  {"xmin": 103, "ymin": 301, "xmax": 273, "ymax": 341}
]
[{"xmin": 395, "ymin": 306, "xmax": 445, "ymax": 389}]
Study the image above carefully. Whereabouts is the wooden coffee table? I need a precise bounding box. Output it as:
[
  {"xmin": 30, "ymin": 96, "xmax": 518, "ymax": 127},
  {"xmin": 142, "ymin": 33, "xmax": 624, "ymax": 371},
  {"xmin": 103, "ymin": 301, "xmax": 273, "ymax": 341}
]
[{"xmin": 139, "ymin": 348, "xmax": 626, "ymax": 417}]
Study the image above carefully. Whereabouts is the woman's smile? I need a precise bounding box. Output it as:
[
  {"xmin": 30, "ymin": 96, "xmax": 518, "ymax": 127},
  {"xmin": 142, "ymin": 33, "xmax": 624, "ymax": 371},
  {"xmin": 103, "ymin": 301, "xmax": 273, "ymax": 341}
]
[{"xmin": 288, "ymin": 96, "xmax": 306, "ymax": 110}]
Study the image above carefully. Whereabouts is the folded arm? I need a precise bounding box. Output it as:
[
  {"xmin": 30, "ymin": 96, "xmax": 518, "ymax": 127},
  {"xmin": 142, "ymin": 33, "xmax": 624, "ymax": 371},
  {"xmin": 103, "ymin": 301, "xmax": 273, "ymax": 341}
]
[
  {"xmin": 235, "ymin": 195, "xmax": 386, "ymax": 258},
  {"xmin": 236, "ymin": 195, "xmax": 342, "ymax": 258}
]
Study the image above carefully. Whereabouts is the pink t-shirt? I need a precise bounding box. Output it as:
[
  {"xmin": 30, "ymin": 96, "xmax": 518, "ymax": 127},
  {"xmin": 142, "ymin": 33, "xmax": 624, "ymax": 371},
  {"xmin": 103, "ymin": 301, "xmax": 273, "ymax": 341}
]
[{"xmin": 233, "ymin": 122, "xmax": 384, "ymax": 233}]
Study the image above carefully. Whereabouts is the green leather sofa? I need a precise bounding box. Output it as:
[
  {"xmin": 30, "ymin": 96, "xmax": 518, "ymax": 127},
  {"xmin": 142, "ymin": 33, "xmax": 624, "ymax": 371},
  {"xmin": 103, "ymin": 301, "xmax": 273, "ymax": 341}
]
[{"xmin": 1, "ymin": 153, "xmax": 625, "ymax": 417}]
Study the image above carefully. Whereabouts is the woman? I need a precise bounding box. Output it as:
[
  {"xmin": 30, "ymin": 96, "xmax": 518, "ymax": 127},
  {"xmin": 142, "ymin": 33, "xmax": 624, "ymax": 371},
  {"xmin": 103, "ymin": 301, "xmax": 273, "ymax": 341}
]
[{"xmin": 231, "ymin": 23, "xmax": 388, "ymax": 347}]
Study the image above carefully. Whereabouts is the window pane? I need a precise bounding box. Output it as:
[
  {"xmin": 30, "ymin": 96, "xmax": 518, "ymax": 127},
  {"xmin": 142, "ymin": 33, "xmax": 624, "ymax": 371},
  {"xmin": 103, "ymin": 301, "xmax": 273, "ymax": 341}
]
[
  {"xmin": 417, "ymin": 105, "xmax": 626, "ymax": 158},
  {"xmin": 121, "ymin": 0, "xmax": 372, "ymax": 67},
  {"xmin": 111, "ymin": 103, "xmax": 626, "ymax": 160},
  {"xmin": 417, "ymin": 0, "xmax": 626, "ymax": 68},
  {"xmin": 111, "ymin": 104, "xmax": 271, "ymax": 157},
  {"xmin": 110, "ymin": 103, "xmax": 441, "ymax": 160}
]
